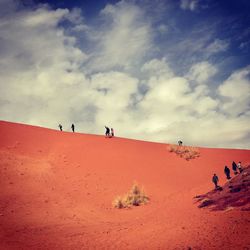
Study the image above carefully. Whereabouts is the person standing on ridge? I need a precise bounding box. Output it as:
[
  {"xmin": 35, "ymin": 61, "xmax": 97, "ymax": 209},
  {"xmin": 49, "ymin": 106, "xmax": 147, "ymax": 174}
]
[
  {"xmin": 58, "ymin": 124, "xmax": 63, "ymax": 131},
  {"xmin": 224, "ymin": 166, "xmax": 231, "ymax": 179},
  {"xmin": 232, "ymin": 161, "xmax": 238, "ymax": 175},
  {"xmin": 237, "ymin": 161, "xmax": 243, "ymax": 173},
  {"xmin": 178, "ymin": 140, "xmax": 183, "ymax": 146},
  {"xmin": 212, "ymin": 174, "xmax": 219, "ymax": 189},
  {"xmin": 105, "ymin": 126, "xmax": 110, "ymax": 137},
  {"xmin": 71, "ymin": 124, "xmax": 75, "ymax": 132},
  {"xmin": 111, "ymin": 128, "xmax": 114, "ymax": 137}
]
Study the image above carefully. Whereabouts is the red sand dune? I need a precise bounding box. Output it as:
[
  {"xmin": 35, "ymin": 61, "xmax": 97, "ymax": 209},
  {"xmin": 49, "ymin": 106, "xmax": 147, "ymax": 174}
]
[{"xmin": 0, "ymin": 120, "xmax": 250, "ymax": 250}]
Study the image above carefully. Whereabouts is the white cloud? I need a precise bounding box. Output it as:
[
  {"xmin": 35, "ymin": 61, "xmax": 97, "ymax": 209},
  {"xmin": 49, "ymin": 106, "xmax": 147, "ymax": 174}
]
[
  {"xmin": 89, "ymin": 71, "xmax": 138, "ymax": 130},
  {"xmin": 130, "ymin": 60, "xmax": 249, "ymax": 148},
  {"xmin": 180, "ymin": 0, "xmax": 199, "ymax": 11},
  {"xmin": 21, "ymin": 8, "xmax": 69, "ymax": 28},
  {"xmin": 218, "ymin": 66, "xmax": 250, "ymax": 116},
  {"xmin": 86, "ymin": 1, "xmax": 152, "ymax": 72},
  {"xmin": 0, "ymin": 3, "xmax": 90, "ymax": 129},
  {"xmin": 136, "ymin": 70, "xmax": 219, "ymax": 137},
  {"xmin": 167, "ymin": 33, "xmax": 229, "ymax": 67},
  {"xmin": 205, "ymin": 39, "xmax": 229, "ymax": 55},
  {"xmin": 187, "ymin": 61, "xmax": 218, "ymax": 83},
  {"xmin": 141, "ymin": 58, "xmax": 174, "ymax": 82},
  {"xmin": 157, "ymin": 24, "xmax": 168, "ymax": 34}
]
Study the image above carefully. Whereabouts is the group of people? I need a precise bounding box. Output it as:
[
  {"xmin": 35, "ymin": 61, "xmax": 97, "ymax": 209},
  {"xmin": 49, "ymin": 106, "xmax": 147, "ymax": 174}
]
[
  {"xmin": 58, "ymin": 124, "xmax": 115, "ymax": 138},
  {"xmin": 58, "ymin": 124, "xmax": 75, "ymax": 132},
  {"xmin": 105, "ymin": 126, "xmax": 114, "ymax": 138},
  {"xmin": 212, "ymin": 161, "xmax": 244, "ymax": 189}
]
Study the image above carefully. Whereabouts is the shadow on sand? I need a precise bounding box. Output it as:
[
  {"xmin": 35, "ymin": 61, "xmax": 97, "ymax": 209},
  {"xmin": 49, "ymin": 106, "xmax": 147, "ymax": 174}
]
[{"xmin": 194, "ymin": 166, "xmax": 250, "ymax": 211}]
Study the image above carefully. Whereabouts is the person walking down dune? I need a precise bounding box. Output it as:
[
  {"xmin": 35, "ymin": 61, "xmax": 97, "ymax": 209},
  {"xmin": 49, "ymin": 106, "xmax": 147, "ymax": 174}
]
[
  {"xmin": 58, "ymin": 124, "xmax": 63, "ymax": 131},
  {"xmin": 111, "ymin": 128, "xmax": 114, "ymax": 137},
  {"xmin": 237, "ymin": 161, "xmax": 243, "ymax": 173},
  {"xmin": 224, "ymin": 166, "xmax": 231, "ymax": 179},
  {"xmin": 178, "ymin": 140, "xmax": 183, "ymax": 146},
  {"xmin": 105, "ymin": 126, "xmax": 110, "ymax": 137},
  {"xmin": 212, "ymin": 174, "xmax": 219, "ymax": 189},
  {"xmin": 71, "ymin": 123, "xmax": 75, "ymax": 132},
  {"xmin": 232, "ymin": 161, "xmax": 238, "ymax": 175}
]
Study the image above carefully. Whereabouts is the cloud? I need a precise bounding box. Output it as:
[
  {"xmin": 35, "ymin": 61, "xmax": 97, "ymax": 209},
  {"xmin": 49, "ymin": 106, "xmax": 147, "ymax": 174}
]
[
  {"xmin": 86, "ymin": 1, "xmax": 153, "ymax": 72},
  {"xmin": 180, "ymin": 0, "xmax": 199, "ymax": 11},
  {"xmin": 21, "ymin": 8, "xmax": 69, "ymax": 28},
  {"xmin": 205, "ymin": 39, "xmax": 229, "ymax": 55},
  {"xmin": 135, "ymin": 66, "xmax": 220, "ymax": 141},
  {"xmin": 133, "ymin": 70, "xmax": 249, "ymax": 148},
  {"xmin": 141, "ymin": 58, "xmax": 174, "ymax": 81},
  {"xmin": 157, "ymin": 24, "xmax": 168, "ymax": 34},
  {"xmin": 0, "ymin": 2, "xmax": 90, "ymax": 129},
  {"xmin": 218, "ymin": 66, "xmax": 250, "ymax": 116},
  {"xmin": 164, "ymin": 27, "xmax": 230, "ymax": 72},
  {"xmin": 187, "ymin": 61, "xmax": 218, "ymax": 83},
  {"xmin": 89, "ymin": 71, "xmax": 139, "ymax": 130},
  {"xmin": 239, "ymin": 41, "xmax": 250, "ymax": 51}
]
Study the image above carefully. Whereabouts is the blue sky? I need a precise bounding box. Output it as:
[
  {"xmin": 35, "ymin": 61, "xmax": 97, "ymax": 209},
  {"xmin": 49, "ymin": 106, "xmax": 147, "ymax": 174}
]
[{"xmin": 0, "ymin": 0, "xmax": 250, "ymax": 148}]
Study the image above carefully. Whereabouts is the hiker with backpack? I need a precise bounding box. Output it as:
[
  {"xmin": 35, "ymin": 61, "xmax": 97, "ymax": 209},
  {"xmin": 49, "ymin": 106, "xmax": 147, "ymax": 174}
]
[
  {"xmin": 105, "ymin": 126, "xmax": 110, "ymax": 137},
  {"xmin": 212, "ymin": 174, "xmax": 219, "ymax": 189},
  {"xmin": 237, "ymin": 161, "xmax": 243, "ymax": 173},
  {"xmin": 224, "ymin": 166, "xmax": 231, "ymax": 180},
  {"xmin": 232, "ymin": 161, "xmax": 238, "ymax": 175},
  {"xmin": 58, "ymin": 124, "xmax": 63, "ymax": 131},
  {"xmin": 71, "ymin": 123, "xmax": 75, "ymax": 132}
]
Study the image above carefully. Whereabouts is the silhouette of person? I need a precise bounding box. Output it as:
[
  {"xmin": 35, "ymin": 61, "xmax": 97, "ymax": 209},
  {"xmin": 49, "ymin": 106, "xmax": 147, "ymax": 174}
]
[
  {"xmin": 224, "ymin": 166, "xmax": 231, "ymax": 179},
  {"xmin": 58, "ymin": 124, "xmax": 63, "ymax": 131},
  {"xmin": 105, "ymin": 126, "xmax": 110, "ymax": 137},
  {"xmin": 212, "ymin": 174, "xmax": 219, "ymax": 189},
  {"xmin": 111, "ymin": 128, "xmax": 114, "ymax": 137},
  {"xmin": 178, "ymin": 140, "xmax": 183, "ymax": 146},
  {"xmin": 237, "ymin": 161, "xmax": 243, "ymax": 173},
  {"xmin": 232, "ymin": 161, "xmax": 238, "ymax": 175},
  {"xmin": 71, "ymin": 123, "xmax": 75, "ymax": 132}
]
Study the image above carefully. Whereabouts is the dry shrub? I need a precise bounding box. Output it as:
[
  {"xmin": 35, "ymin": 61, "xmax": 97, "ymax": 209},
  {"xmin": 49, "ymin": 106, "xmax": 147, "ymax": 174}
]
[
  {"xmin": 113, "ymin": 183, "xmax": 149, "ymax": 209},
  {"xmin": 168, "ymin": 144, "xmax": 200, "ymax": 161},
  {"xmin": 198, "ymin": 198, "xmax": 214, "ymax": 208}
]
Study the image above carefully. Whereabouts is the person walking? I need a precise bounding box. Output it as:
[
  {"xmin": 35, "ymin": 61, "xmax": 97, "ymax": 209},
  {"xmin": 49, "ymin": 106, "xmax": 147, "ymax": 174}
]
[
  {"xmin": 178, "ymin": 140, "xmax": 183, "ymax": 146},
  {"xmin": 105, "ymin": 126, "xmax": 110, "ymax": 137},
  {"xmin": 111, "ymin": 128, "xmax": 114, "ymax": 137},
  {"xmin": 232, "ymin": 161, "xmax": 238, "ymax": 175},
  {"xmin": 237, "ymin": 161, "xmax": 243, "ymax": 173},
  {"xmin": 58, "ymin": 124, "xmax": 63, "ymax": 131},
  {"xmin": 71, "ymin": 123, "xmax": 75, "ymax": 132},
  {"xmin": 224, "ymin": 166, "xmax": 231, "ymax": 179},
  {"xmin": 212, "ymin": 174, "xmax": 219, "ymax": 189}
]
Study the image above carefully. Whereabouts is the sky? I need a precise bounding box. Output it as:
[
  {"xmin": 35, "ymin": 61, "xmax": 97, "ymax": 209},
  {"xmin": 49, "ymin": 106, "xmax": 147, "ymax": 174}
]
[{"xmin": 0, "ymin": 0, "xmax": 250, "ymax": 149}]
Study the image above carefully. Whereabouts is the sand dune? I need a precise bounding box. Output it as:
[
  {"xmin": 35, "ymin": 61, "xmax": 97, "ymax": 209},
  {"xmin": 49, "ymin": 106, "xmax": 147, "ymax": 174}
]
[{"xmin": 0, "ymin": 120, "xmax": 250, "ymax": 250}]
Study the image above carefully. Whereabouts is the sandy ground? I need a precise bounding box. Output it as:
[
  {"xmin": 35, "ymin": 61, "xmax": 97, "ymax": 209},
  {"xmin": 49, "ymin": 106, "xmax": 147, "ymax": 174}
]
[{"xmin": 0, "ymin": 121, "xmax": 250, "ymax": 250}]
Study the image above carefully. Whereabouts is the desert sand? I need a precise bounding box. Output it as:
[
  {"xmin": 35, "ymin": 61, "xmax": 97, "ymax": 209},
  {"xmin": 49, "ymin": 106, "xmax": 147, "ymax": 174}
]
[{"xmin": 0, "ymin": 120, "xmax": 250, "ymax": 250}]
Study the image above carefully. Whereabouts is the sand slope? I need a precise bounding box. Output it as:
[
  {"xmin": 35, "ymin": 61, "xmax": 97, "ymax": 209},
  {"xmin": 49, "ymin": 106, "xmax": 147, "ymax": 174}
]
[
  {"xmin": 0, "ymin": 121, "xmax": 250, "ymax": 250},
  {"xmin": 195, "ymin": 166, "xmax": 250, "ymax": 211}
]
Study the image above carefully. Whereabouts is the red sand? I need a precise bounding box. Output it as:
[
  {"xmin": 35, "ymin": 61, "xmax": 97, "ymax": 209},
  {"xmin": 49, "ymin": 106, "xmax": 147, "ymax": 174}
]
[{"xmin": 0, "ymin": 120, "xmax": 250, "ymax": 250}]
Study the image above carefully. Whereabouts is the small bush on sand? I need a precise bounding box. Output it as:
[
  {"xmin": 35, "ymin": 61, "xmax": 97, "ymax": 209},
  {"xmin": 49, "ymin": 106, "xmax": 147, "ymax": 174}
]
[
  {"xmin": 113, "ymin": 183, "xmax": 149, "ymax": 209},
  {"xmin": 198, "ymin": 198, "xmax": 214, "ymax": 208},
  {"xmin": 168, "ymin": 144, "xmax": 200, "ymax": 161}
]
